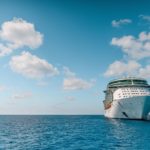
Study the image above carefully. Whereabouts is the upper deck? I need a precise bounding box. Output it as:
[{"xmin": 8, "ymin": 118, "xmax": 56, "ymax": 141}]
[{"xmin": 108, "ymin": 77, "xmax": 150, "ymax": 88}]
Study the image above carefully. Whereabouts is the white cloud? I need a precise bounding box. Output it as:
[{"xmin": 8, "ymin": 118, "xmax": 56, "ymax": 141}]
[
  {"xmin": 0, "ymin": 44, "xmax": 12, "ymax": 57},
  {"xmin": 9, "ymin": 51, "xmax": 59, "ymax": 79},
  {"xmin": 111, "ymin": 32, "xmax": 150, "ymax": 60},
  {"xmin": 104, "ymin": 60, "xmax": 141, "ymax": 77},
  {"xmin": 139, "ymin": 15, "xmax": 150, "ymax": 22},
  {"xmin": 63, "ymin": 67, "xmax": 94, "ymax": 90},
  {"xmin": 107, "ymin": 20, "xmax": 150, "ymax": 79},
  {"xmin": 63, "ymin": 66, "xmax": 76, "ymax": 77},
  {"xmin": 0, "ymin": 18, "xmax": 43, "ymax": 56},
  {"xmin": 112, "ymin": 19, "xmax": 132, "ymax": 28},
  {"xmin": 139, "ymin": 65, "xmax": 150, "ymax": 78},
  {"xmin": 63, "ymin": 77, "xmax": 93, "ymax": 90},
  {"xmin": 11, "ymin": 92, "xmax": 32, "ymax": 100}
]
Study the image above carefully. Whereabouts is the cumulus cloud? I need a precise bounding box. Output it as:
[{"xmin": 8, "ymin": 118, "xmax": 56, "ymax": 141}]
[
  {"xmin": 106, "ymin": 20, "xmax": 150, "ymax": 79},
  {"xmin": 9, "ymin": 51, "xmax": 59, "ymax": 79},
  {"xmin": 63, "ymin": 77, "xmax": 93, "ymax": 90},
  {"xmin": 112, "ymin": 19, "xmax": 132, "ymax": 28},
  {"xmin": 0, "ymin": 44, "xmax": 13, "ymax": 56},
  {"xmin": 11, "ymin": 92, "xmax": 32, "ymax": 100},
  {"xmin": 104, "ymin": 60, "xmax": 141, "ymax": 77},
  {"xmin": 139, "ymin": 65, "xmax": 150, "ymax": 78},
  {"xmin": 111, "ymin": 32, "xmax": 150, "ymax": 60},
  {"xmin": 63, "ymin": 67, "xmax": 94, "ymax": 90},
  {"xmin": 63, "ymin": 66, "xmax": 76, "ymax": 77},
  {"xmin": 0, "ymin": 18, "xmax": 43, "ymax": 56}
]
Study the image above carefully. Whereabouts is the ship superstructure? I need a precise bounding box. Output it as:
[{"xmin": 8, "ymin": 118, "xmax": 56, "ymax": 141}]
[{"xmin": 103, "ymin": 77, "xmax": 150, "ymax": 120}]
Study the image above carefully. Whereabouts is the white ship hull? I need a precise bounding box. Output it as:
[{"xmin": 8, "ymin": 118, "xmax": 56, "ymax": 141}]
[{"xmin": 104, "ymin": 96, "xmax": 150, "ymax": 120}]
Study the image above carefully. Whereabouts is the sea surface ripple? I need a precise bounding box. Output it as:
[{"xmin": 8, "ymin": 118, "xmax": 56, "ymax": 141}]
[{"xmin": 0, "ymin": 115, "xmax": 150, "ymax": 150}]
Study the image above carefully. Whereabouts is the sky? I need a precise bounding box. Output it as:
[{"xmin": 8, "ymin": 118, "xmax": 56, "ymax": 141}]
[{"xmin": 0, "ymin": 0, "xmax": 150, "ymax": 114}]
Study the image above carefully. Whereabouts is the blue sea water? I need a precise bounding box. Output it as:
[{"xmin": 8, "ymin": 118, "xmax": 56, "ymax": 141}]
[{"xmin": 0, "ymin": 115, "xmax": 150, "ymax": 150}]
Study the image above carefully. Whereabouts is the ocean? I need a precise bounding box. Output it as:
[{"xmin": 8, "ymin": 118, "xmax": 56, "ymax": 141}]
[{"xmin": 0, "ymin": 115, "xmax": 149, "ymax": 150}]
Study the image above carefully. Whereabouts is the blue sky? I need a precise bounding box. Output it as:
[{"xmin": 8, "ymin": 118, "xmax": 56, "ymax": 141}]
[{"xmin": 0, "ymin": 0, "xmax": 150, "ymax": 114}]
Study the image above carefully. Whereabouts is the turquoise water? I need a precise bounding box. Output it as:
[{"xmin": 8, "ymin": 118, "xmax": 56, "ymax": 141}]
[{"xmin": 0, "ymin": 115, "xmax": 150, "ymax": 150}]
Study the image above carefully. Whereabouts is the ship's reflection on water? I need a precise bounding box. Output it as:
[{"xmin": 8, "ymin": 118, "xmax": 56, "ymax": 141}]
[{"xmin": 105, "ymin": 118, "xmax": 150, "ymax": 149}]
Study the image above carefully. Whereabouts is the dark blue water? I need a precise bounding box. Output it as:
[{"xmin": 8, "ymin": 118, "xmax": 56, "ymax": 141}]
[{"xmin": 0, "ymin": 115, "xmax": 150, "ymax": 150}]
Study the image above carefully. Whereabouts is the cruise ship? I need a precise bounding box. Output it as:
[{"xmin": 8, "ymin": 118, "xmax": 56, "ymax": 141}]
[{"xmin": 103, "ymin": 77, "xmax": 150, "ymax": 120}]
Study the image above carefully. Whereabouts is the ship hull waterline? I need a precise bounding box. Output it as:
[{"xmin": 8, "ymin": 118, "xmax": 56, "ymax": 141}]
[{"xmin": 104, "ymin": 96, "xmax": 150, "ymax": 120}]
